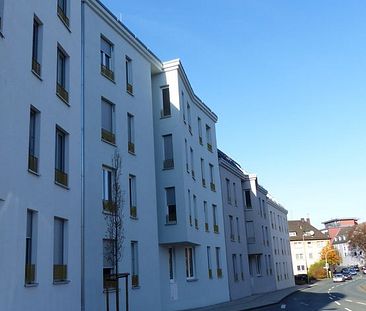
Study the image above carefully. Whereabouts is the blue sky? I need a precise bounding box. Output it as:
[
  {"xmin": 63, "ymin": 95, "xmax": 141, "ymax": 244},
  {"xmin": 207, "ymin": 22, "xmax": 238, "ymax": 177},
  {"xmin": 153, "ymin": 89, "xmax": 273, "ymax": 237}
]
[{"xmin": 102, "ymin": 0, "xmax": 366, "ymax": 229}]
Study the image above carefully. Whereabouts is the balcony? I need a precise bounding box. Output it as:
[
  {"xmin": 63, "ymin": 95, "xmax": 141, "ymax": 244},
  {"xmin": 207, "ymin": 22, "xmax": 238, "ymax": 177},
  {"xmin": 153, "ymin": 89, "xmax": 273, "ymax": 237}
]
[
  {"xmin": 32, "ymin": 58, "xmax": 41, "ymax": 76},
  {"xmin": 130, "ymin": 206, "xmax": 137, "ymax": 218},
  {"xmin": 25, "ymin": 264, "xmax": 36, "ymax": 284},
  {"xmin": 56, "ymin": 83, "xmax": 69, "ymax": 103},
  {"xmin": 103, "ymin": 200, "xmax": 116, "ymax": 213},
  {"xmin": 132, "ymin": 275, "xmax": 139, "ymax": 287},
  {"xmin": 101, "ymin": 65, "xmax": 114, "ymax": 81},
  {"xmin": 128, "ymin": 142, "xmax": 135, "ymax": 154},
  {"xmin": 207, "ymin": 143, "xmax": 212, "ymax": 152},
  {"xmin": 210, "ymin": 182, "xmax": 216, "ymax": 192},
  {"xmin": 101, "ymin": 128, "xmax": 115, "ymax": 144},
  {"xmin": 57, "ymin": 5, "xmax": 69, "ymax": 27},
  {"xmin": 55, "ymin": 169, "xmax": 68, "ymax": 187},
  {"xmin": 53, "ymin": 264, "xmax": 67, "ymax": 282},
  {"xmin": 28, "ymin": 154, "xmax": 38, "ymax": 173},
  {"xmin": 217, "ymin": 268, "xmax": 223, "ymax": 278},
  {"xmin": 163, "ymin": 159, "xmax": 174, "ymax": 169}
]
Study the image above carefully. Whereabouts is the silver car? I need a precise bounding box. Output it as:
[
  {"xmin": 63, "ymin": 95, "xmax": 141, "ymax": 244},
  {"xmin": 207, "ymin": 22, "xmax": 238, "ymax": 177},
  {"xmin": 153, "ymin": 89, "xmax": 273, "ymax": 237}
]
[{"xmin": 333, "ymin": 273, "xmax": 345, "ymax": 282}]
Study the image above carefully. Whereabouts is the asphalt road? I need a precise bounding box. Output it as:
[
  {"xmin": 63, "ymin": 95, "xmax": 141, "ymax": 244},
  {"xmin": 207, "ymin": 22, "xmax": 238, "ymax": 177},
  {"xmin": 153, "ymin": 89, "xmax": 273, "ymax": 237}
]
[{"xmin": 255, "ymin": 274, "xmax": 366, "ymax": 311}]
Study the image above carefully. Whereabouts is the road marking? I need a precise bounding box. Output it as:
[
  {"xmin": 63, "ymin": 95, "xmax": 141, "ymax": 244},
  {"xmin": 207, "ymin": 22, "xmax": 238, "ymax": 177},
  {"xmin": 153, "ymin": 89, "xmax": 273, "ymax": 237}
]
[
  {"xmin": 335, "ymin": 301, "xmax": 341, "ymax": 306},
  {"xmin": 280, "ymin": 304, "xmax": 286, "ymax": 309},
  {"xmin": 329, "ymin": 296, "xmax": 333, "ymax": 300},
  {"xmin": 356, "ymin": 302, "xmax": 366, "ymax": 306},
  {"xmin": 344, "ymin": 308, "xmax": 352, "ymax": 311},
  {"xmin": 345, "ymin": 299, "xmax": 353, "ymax": 302}
]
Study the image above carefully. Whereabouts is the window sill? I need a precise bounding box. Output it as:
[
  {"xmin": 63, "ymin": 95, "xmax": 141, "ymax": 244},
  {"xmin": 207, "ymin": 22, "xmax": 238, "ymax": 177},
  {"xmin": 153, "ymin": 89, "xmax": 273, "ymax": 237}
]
[
  {"xmin": 186, "ymin": 278, "xmax": 198, "ymax": 282},
  {"xmin": 53, "ymin": 280, "xmax": 70, "ymax": 285},
  {"xmin": 58, "ymin": 14, "xmax": 71, "ymax": 33},
  {"xmin": 101, "ymin": 138, "xmax": 117, "ymax": 147},
  {"xmin": 126, "ymin": 89, "xmax": 134, "ymax": 96},
  {"xmin": 162, "ymin": 167, "xmax": 174, "ymax": 171},
  {"xmin": 165, "ymin": 221, "xmax": 177, "ymax": 226},
  {"xmin": 24, "ymin": 282, "xmax": 39, "ymax": 288},
  {"xmin": 54, "ymin": 181, "xmax": 69, "ymax": 190},
  {"xmin": 31, "ymin": 69, "xmax": 43, "ymax": 81},
  {"xmin": 128, "ymin": 150, "xmax": 136, "ymax": 156},
  {"xmin": 0, "ymin": 31, "xmax": 4, "ymax": 38},
  {"xmin": 101, "ymin": 71, "xmax": 115, "ymax": 83},
  {"xmin": 160, "ymin": 115, "xmax": 171, "ymax": 119},
  {"xmin": 28, "ymin": 169, "xmax": 40, "ymax": 176},
  {"xmin": 131, "ymin": 285, "xmax": 140, "ymax": 290},
  {"xmin": 130, "ymin": 215, "xmax": 138, "ymax": 220},
  {"xmin": 56, "ymin": 92, "xmax": 70, "ymax": 106}
]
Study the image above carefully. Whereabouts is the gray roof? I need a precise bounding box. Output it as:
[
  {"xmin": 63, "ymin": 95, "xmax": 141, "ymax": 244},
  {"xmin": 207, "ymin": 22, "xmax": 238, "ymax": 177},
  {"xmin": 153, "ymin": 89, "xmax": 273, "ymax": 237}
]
[{"xmin": 288, "ymin": 219, "xmax": 329, "ymax": 242}]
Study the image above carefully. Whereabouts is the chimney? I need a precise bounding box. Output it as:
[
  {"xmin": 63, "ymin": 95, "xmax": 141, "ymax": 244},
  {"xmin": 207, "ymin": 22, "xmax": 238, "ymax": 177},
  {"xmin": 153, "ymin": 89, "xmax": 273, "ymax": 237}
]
[
  {"xmin": 306, "ymin": 218, "xmax": 310, "ymax": 224},
  {"xmin": 301, "ymin": 218, "xmax": 305, "ymax": 222}
]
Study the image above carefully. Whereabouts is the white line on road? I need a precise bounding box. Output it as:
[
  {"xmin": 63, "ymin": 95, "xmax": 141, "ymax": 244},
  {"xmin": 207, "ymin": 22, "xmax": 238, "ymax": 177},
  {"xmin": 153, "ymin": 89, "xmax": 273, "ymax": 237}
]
[
  {"xmin": 335, "ymin": 301, "xmax": 341, "ymax": 306},
  {"xmin": 356, "ymin": 302, "xmax": 366, "ymax": 306},
  {"xmin": 345, "ymin": 299, "xmax": 353, "ymax": 302},
  {"xmin": 280, "ymin": 304, "xmax": 286, "ymax": 309},
  {"xmin": 344, "ymin": 308, "xmax": 352, "ymax": 311},
  {"xmin": 329, "ymin": 296, "xmax": 333, "ymax": 300}
]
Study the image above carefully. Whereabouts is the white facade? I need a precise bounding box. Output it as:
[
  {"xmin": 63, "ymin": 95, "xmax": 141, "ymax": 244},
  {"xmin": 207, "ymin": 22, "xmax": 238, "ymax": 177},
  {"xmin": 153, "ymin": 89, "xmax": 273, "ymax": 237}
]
[
  {"xmin": 152, "ymin": 60, "xmax": 230, "ymax": 310},
  {"xmin": 0, "ymin": 0, "xmax": 82, "ymax": 310}
]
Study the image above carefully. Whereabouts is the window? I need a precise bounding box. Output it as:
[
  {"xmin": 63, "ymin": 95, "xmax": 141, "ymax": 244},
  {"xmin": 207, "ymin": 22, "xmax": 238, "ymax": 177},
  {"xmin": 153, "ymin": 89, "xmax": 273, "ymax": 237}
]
[
  {"xmin": 236, "ymin": 217, "xmax": 240, "ymax": 242},
  {"xmin": 188, "ymin": 189, "xmax": 192, "ymax": 226},
  {"xmin": 244, "ymin": 190, "xmax": 252, "ymax": 208},
  {"xmin": 100, "ymin": 36, "xmax": 114, "ymax": 80},
  {"xmin": 161, "ymin": 87, "xmax": 171, "ymax": 117},
  {"xmin": 131, "ymin": 241, "xmax": 139, "ymax": 287},
  {"xmin": 215, "ymin": 247, "xmax": 222, "ymax": 278},
  {"xmin": 190, "ymin": 147, "xmax": 195, "ymax": 179},
  {"xmin": 212, "ymin": 204, "xmax": 218, "ymax": 233},
  {"xmin": 246, "ymin": 221, "xmax": 255, "ymax": 243},
  {"xmin": 198, "ymin": 117, "xmax": 203, "ymax": 144},
  {"xmin": 262, "ymin": 199, "xmax": 266, "ymax": 218},
  {"xmin": 181, "ymin": 92, "xmax": 186, "ymax": 122},
  {"xmin": 103, "ymin": 239, "xmax": 116, "ymax": 289},
  {"xmin": 168, "ymin": 247, "xmax": 176, "ymax": 281},
  {"xmin": 270, "ymin": 211, "xmax": 274, "ymax": 228},
  {"xmin": 206, "ymin": 125, "xmax": 212, "ymax": 151},
  {"xmin": 55, "ymin": 126, "xmax": 68, "ymax": 187},
  {"xmin": 269, "ymin": 255, "xmax": 273, "ymax": 275},
  {"xmin": 209, "ymin": 164, "xmax": 215, "ymax": 191},
  {"xmin": 101, "ymin": 98, "xmax": 115, "ymax": 144},
  {"xmin": 102, "ymin": 166, "xmax": 115, "ymax": 213},
  {"xmin": 204, "ymin": 201, "xmax": 209, "ymax": 231},
  {"xmin": 255, "ymin": 255, "xmax": 262, "ymax": 276},
  {"xmin": 32, "ymin": 16, "xmax": 42, "ymax": 76},
  {"xmin": 265, "ymin": 255, "xmax": 269, "ymax": 275},
  {"xmin": 207, "ymin": 246, "xmax": 212, "ymax": 278},
  {"xmin": 229, "ymin": 215, "xmax": 234, "ymax": 241},
  {"xmin": 262, "ymin": 226, "xmax": 265, "ymax": 245},
  {"xmin": 200, "ymin": 158, "xmax": 206, "ymax": 187},
  {"xmin": 57, "ymin": 0, "xmax": 69, "ymax": 27},
  {"xmin": 165, "ymin": 187, "xmax": 176, "ymax": 224},
  {"xmin": 127, "ymin": 113, "xmax": 135, "ymax": 153},
  {"xmin": 233, "ymin": 182, "xmax": 237, "ymax": 206},
  {"xmin": 25, "ymin": 210, "xmax": 37, "ymax": 284},
  {"xmin": 259, "ymin": 198, "xmax": 262, "ymax": 217},
  {"xmin": 28, "ymin": 107, "xmax": 40, "ymax": 173},
  {"xmin": 265, "ymin": 227, "xmax": 269, "ymax": 246},
  {"xmin": 193, "ymin": 195, "xmax": 198, "ymax": 229},
  {"xmin": 56, "ymin": 46, "xmax": 69, "ymax": 103},
  {"xmin": 125, "ymin": 56, "xmax": 133, "ymax": 93},
  {"xmin": 226, "ymin": 178, "xmax": 231, "ymax": 204},
  {"xmin": 239, "ymin": 254, "xmax": 244, "ymax": 280},
  {"xmin": 185, "ymin": 139, "xmax": 189, "ymax": 173},
  {"xmin": 185, "ymin": 247, "xmax": 195, "ymax": 279},
  {"xmin": 232, "ymin": 254, "xmax": 238, "ymax": 281},
  {"xmin": 0, "ymin": 0, "xmax": 4, "ymax": 34},
  {"xmin": 163, "ymin": 134, "xmax": 174, "ymax": 169},
  {"xmin": 187, "ymin": 103, "xmax": 192, "ymax": 133},
  {"xmin": 129, "ymin": 175, "xmax": 137, "ymax": 218},
  {"xmin": 53, "ymin": 217, "xmax": 67, "ymax": 282}
]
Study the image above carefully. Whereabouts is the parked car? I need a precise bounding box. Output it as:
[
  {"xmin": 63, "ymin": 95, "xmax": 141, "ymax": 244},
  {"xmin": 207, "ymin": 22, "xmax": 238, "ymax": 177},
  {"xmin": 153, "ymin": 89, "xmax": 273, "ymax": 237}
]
[
  {"xmin": 363, "ymin": 269, "xmax": 366, "ymax": 275},
  {"xmin": 343, "ymin": 272, "xmax": 352, "ymax": 280},
  {"xmin": 349, "ymin": 269, "xmax": 357, "ymax": 276},
  {"xmin": 333, "ymin": 273, "xmax": 345, "ymax": 283}
]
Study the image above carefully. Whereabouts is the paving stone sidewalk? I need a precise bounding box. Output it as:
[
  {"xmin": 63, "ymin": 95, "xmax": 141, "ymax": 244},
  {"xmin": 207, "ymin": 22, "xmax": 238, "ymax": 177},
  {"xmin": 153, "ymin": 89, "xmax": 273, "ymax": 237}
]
[{"xmin": 185, "ymin": 284, "xmax": 313, "ymax": 311}]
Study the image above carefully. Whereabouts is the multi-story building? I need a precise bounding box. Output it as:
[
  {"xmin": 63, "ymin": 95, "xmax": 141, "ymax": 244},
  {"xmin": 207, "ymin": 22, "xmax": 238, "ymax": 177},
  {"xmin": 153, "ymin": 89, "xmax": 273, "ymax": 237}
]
[
  {"xmin": 288, "ymin": 219, "xmax": 329, "ymax": 276},
  {"xmin": 152, "ymin": 60, "xmax": 230, "ymax": 310},
  {"xmin": 321, "ymin": 218, "xmax": 358, "ymax": 244},
  {"xmin": 0, "ymin": 0, "xmax": 82, "ymax": 310}
]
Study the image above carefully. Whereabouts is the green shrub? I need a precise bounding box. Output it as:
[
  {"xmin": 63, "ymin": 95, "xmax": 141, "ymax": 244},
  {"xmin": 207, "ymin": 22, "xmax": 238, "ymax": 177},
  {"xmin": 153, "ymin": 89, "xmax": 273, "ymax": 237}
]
[{"xmin": 308, "ymin": 260, "xmax": 327, "ymax": 279}]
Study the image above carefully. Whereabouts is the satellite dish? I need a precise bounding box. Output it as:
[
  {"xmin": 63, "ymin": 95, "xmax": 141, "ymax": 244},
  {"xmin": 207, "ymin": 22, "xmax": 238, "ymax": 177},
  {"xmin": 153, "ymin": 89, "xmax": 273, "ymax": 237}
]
[{"xmin": 309, "ymin": 230, "xmax": 314, "ymax": 236}]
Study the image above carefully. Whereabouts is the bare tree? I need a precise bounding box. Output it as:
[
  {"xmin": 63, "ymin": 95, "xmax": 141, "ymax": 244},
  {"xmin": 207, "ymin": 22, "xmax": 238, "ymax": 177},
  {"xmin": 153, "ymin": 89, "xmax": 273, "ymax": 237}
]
[
  {"xmin": 348, "ymin": 222, "xmax": 366, "ymax": 256},
  {"xmin": 104, "ymin": 150, "xmax": 125, "ymax": 311}
]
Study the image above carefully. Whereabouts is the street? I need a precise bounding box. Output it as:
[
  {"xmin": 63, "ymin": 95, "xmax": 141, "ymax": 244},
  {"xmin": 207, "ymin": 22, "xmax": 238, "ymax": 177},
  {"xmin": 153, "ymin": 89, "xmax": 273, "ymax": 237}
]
[{"xmin": 255, "ymin": 275, "xmax": 366, "ymax": 311}]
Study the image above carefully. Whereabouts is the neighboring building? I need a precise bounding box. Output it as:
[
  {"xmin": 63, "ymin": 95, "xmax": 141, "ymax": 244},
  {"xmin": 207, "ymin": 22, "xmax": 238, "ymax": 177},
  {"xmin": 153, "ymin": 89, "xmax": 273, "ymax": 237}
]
[
  {"xmin": 218, "ymin": 150, "xmax": 294, "ymax": 298},
  {"xmin": 288, "ymin": 219, "xmax": 329, "ymax": 276},
  {"xmin": 152, "ymin": 60, "xmax": 230, "ymax": 310},
  {"xmin": 332, "ymin": 227, "xmax": 364, "ymax": 267},
  {"xmin": 0, "ymin": 0, "xmax": 82, "ymax": 310},
  {"xmin": 321, "ymin": 218, "xmax": 358, "ymax": 244}
]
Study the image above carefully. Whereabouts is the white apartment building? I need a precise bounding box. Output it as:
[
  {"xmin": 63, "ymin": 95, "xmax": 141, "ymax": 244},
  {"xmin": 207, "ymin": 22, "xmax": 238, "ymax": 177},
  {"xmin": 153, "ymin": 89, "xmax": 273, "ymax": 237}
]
[
  {"xmin": 152, "ymin": 60, "xmax": 230, "ymax": 310},
  {"xmin": 0, "ymin": 0, "xmax": 82, "ymax": 310},
  {"xmin": 288, "ymin": 219, "xmax": 329, "ymax": 276}
]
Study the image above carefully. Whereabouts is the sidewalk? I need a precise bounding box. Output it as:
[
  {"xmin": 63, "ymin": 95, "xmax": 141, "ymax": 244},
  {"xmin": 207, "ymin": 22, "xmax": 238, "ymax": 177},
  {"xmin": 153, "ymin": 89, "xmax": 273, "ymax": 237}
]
[{"xmin": 185, "ymin": 284, "xmax": 313, "ymax": 311}]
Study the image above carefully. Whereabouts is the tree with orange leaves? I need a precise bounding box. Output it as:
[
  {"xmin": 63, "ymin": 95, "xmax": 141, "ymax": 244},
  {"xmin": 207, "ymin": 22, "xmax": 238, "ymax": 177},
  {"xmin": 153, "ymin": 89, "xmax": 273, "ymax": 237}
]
[{"xmin": 320, "ymin": 243, "xmax": 341, "ymax": 266}]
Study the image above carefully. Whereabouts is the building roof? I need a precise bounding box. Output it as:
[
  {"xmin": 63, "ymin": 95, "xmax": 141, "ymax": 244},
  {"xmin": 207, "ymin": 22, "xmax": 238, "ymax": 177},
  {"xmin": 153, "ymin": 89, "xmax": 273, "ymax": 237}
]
[
  {"xmin": 322, "ymin": 218, "xmax": 358, "ymax": 225},
  {"xmin": 332, "ymin": 226, "xmax": 354, "ymax": 245},
  {"xmin": 288, "ymin": 219, "xmax": 329, "ymax": 242}
]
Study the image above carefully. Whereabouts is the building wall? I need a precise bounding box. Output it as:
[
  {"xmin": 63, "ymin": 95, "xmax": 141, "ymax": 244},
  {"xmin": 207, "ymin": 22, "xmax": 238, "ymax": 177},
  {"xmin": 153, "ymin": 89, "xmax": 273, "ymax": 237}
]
[
  {"xmin": 152, "ymin": 60, "xmax": 230, "ymax": 310},
  {"xmin": 0, "ymin": 0, "xmax": 81, "ymax": 310},
  {"xmin": 82, "ymin": 1, "xmax": 161, "ymax": 310}
]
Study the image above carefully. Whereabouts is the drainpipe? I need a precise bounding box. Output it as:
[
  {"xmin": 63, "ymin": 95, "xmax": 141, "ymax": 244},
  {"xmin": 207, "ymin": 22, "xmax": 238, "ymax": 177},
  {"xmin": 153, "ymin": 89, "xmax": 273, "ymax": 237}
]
[{"xmin": 80, "ymin": 1, "xmax": 86, "ymax": 310}]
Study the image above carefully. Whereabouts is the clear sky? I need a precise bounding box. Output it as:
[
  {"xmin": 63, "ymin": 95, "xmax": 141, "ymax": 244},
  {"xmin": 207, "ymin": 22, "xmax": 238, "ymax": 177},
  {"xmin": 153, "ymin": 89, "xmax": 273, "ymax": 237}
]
[{"xmin": 102, "ymin": 0, "xmax": 366, "ymax": 229}]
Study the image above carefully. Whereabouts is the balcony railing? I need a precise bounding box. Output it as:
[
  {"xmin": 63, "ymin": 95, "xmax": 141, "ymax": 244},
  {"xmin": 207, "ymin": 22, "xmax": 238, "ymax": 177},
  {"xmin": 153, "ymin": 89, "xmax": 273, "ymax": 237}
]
[
  {"xmin": 132, "ymin": 274, "xmax": 139, "ymax": 287},
  {"xmin": 101, "ymin": 65, "xmax": 114, "ymax": 81},
  {"xmin": 55, "ymin": 169, "xmax": 68, "ymax": 187},
  {"xmin": 210, "ymin": 182, "xmax": 216, "ymax": 192},
  {"xmin": 126, "ymin": 83, "xmax": 133, "ymax": 94},
  {"xmin": 101, "ymin": 128, "xmax": 115, "ymax": 144},
  {"xmin": 32, "ymin": 58, "xmax": 41, "ymax": 76},
  {"xmin": 53, "ymin": 264, "xmax": 67, "ymax": 282},
  {"xmin": 128, "ymin": 142, "xmax": 135, "ymax": 154},
  {"xmin": 207, "ymin": 143, "xmax": 212, "ymax": 152},
  {"xmin": 214, "ymin": 224, "xmax": 219, "ymax": 233},
  {"xmin": 57, "ymin": 5, "xmax": 69, "ymax": 27},
  {"xmin": 28, "ymin": 154, "xmax": 38, "ymax": 173},
  {"xmin": 56, "ymin": 83, "xmax": 69, "ymax": 103},
  {"xmin": 25, "ymin": 264, "xmax": 36, "ymax": 284},
  {"xmin": 103, "ymin": 200, "xmax": 116, "ymax": 213},
  {"xmin": 217, "ymin": 268, "xmax": 223, "ymax": 278},
  {"xmin": 130, "ymin": 206, "xmax": 137, "ymax": 218},
  {"xmin": 163, "ymin": 159, "xmax": 174, "ymax": 169}
]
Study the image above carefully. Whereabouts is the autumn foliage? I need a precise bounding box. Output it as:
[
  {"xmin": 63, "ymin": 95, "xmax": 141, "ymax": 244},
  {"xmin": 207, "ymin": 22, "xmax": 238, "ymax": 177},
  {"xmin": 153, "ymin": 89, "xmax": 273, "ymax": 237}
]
[
  {"xmin": 308, "ymin": 260, "xmax": 327, "ymax": 279},
  {"xmin": 320, "ymin": 243, "xmax": 341, "ymax": 266},
  {"xmin": 348, "ymin": 222, "xmax": 366, "ymax": 253}
]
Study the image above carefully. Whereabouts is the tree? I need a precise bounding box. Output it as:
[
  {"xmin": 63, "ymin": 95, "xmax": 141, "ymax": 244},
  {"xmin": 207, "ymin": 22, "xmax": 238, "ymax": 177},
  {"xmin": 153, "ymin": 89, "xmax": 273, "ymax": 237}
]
[
  {"xmin": 348, "ymin": 222, "xmax": 366, "ymax": 255},
  {"xmin": 104, "ymin": 151, "xmax": 125, "ymax": 311},
  {"xmin": 308, "ymin": 260, "xmax": 327, "ymax": 279},
  {"xmin": 320, "ymin": 243, "xmax": 341, "ymax": 267}
]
